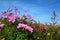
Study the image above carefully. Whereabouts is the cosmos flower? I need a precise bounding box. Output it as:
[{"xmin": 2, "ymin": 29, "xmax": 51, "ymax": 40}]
[
  {"xmin": 25, "ymin": 26, "xmax": 33, "ymax": 33},
  {"xmin": 17, "ymin": 23, "xmax": 26, "ymax": 29},
  {"xmin": 8, "ymin": 14, "xmax": 18, "ymax": 23},
  {"xmin": 8, "ymin": 16, "xmax": 15, "ymax": 23},
  {"xmin": 13, "ymin": 14, "xmax": 18, "ymax": 19},
  {"xmin": 17, "ymin": 23, "xmax": 33, "ymax": 33}
]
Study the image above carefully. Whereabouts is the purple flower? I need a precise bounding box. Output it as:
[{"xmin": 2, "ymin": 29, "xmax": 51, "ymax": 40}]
[
  {"xmin": 0, "ymin": 24, "xmax": 5, "ymax": 28},
  {"xmin": 7, "ymin": 8, "xmax": 12, "ymax": 12}
]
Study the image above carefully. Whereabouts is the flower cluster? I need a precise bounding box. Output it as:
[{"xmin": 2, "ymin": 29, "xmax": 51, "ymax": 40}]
[
  {"xmin": 1, "ymin": 8, "xmax": 34, "ymax": 33},
  {"xmin": 2, "ymin": 12, "xmax": 18, "ymax": 23},
  {"xmin": 17, "ymin": 23, "xmax": 33, "ymax": 33},
  {"xmin": 8, "ymin": 14, "xmax": 18, "ymax": 23},
  {"xmin": 0, "ymin": 8, "xmax": 60, "ymax": 40}
]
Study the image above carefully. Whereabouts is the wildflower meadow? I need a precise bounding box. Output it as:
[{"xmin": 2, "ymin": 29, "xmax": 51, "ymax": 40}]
[{"xmin": 0, "ymin": 8, "xmax": 60, "ymax": 40}]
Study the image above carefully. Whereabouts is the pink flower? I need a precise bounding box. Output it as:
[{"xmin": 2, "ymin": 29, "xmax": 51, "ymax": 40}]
[
  {"xmin": 20, "ymin": 16, "xmax": 25, "ymax": 20},
  {"xmin": 27, "ymin": 14, "xmax": 32, "ymax": 19},
  {"xmin": 0, "ymin": 24, "xmax": 5, "ymax": 28},
  {"xmin": 42, "ymin": 25, "xmax": 48, "ymax": 30},
  {"xmin": 25, "ymin": 26, "xmax": 33, "ymax": 33},
  {"xmin": 17, "ymin": 23, "xmax": 33, "ymax": 33},
  {"xmin": 2, "ymin": 12, "xmax": 8, "ymax": 18},
  {"xmin": 8, "ymin": 14, "xmax": 18, "ymax": 23},
  {"xmin": 13, "ymin": 14, "xmax": 18, "ymax": 19},
  {"xmin": 8, "ymin": 16, "xmax": 15, "ymax": 23},
  {"xmin": 17, "ymin": 23, "xmax": 25, "ymax": 29}
]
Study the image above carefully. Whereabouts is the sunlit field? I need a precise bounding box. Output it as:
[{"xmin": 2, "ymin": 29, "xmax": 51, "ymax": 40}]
[
  {"xmin": 0, "ymin": 8, "xmax": 60, "ymax": 40},
  {"xmin": 0, "ymin": 0, "xmax": 60, "ymax": 40}
]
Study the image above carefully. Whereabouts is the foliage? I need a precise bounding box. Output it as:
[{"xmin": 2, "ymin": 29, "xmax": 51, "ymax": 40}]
[
  {"xmin": 0, "ymin": 8, "xmax": 60, "ymax": 40},
  {"xmin": 51, "ymin": 11, "xmax": 58, "ymax": 26}
]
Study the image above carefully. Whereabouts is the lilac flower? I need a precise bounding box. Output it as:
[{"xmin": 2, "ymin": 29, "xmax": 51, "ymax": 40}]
[
  {"xmin": 7, "ymin": 8, "xmax": 12, "ymax": 12},
  {"xmin": 0, "ymin": 24, "xmax": 5, "ymax": 28}
]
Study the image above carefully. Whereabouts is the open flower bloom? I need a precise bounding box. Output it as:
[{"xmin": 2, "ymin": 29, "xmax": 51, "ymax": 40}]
[
  {"xmin": 25, "ymin": 26, "xmax": 33, "ymax": 33},
  {"xmin": 8, "ymin": 16, "xmax": 15, "ymax": 23},
  {"xmin": 17, "ymin": 23, "xmax": 33, "ymax": 33},
  {"xmin": 0, "ymin": 24, "xmax": 5, "ymax": 28},
  {"xmin": 8, "ymin": 14, "xmax": 18, "ymax": 23},
  {"xmin": 17, "ymin": 24, "xmax": 26, "ymax": 29}
]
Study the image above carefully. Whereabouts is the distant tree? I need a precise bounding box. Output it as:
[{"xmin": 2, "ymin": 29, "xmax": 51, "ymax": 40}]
[{"xmin": 51, "ymin": 11, "xmax": 58, "ymax": 26}]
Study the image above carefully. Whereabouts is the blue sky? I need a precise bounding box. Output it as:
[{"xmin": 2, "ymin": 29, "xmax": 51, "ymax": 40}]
[{"xmin": 0, "ymin": 0, "xmax": 60, "ymax": 24}]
